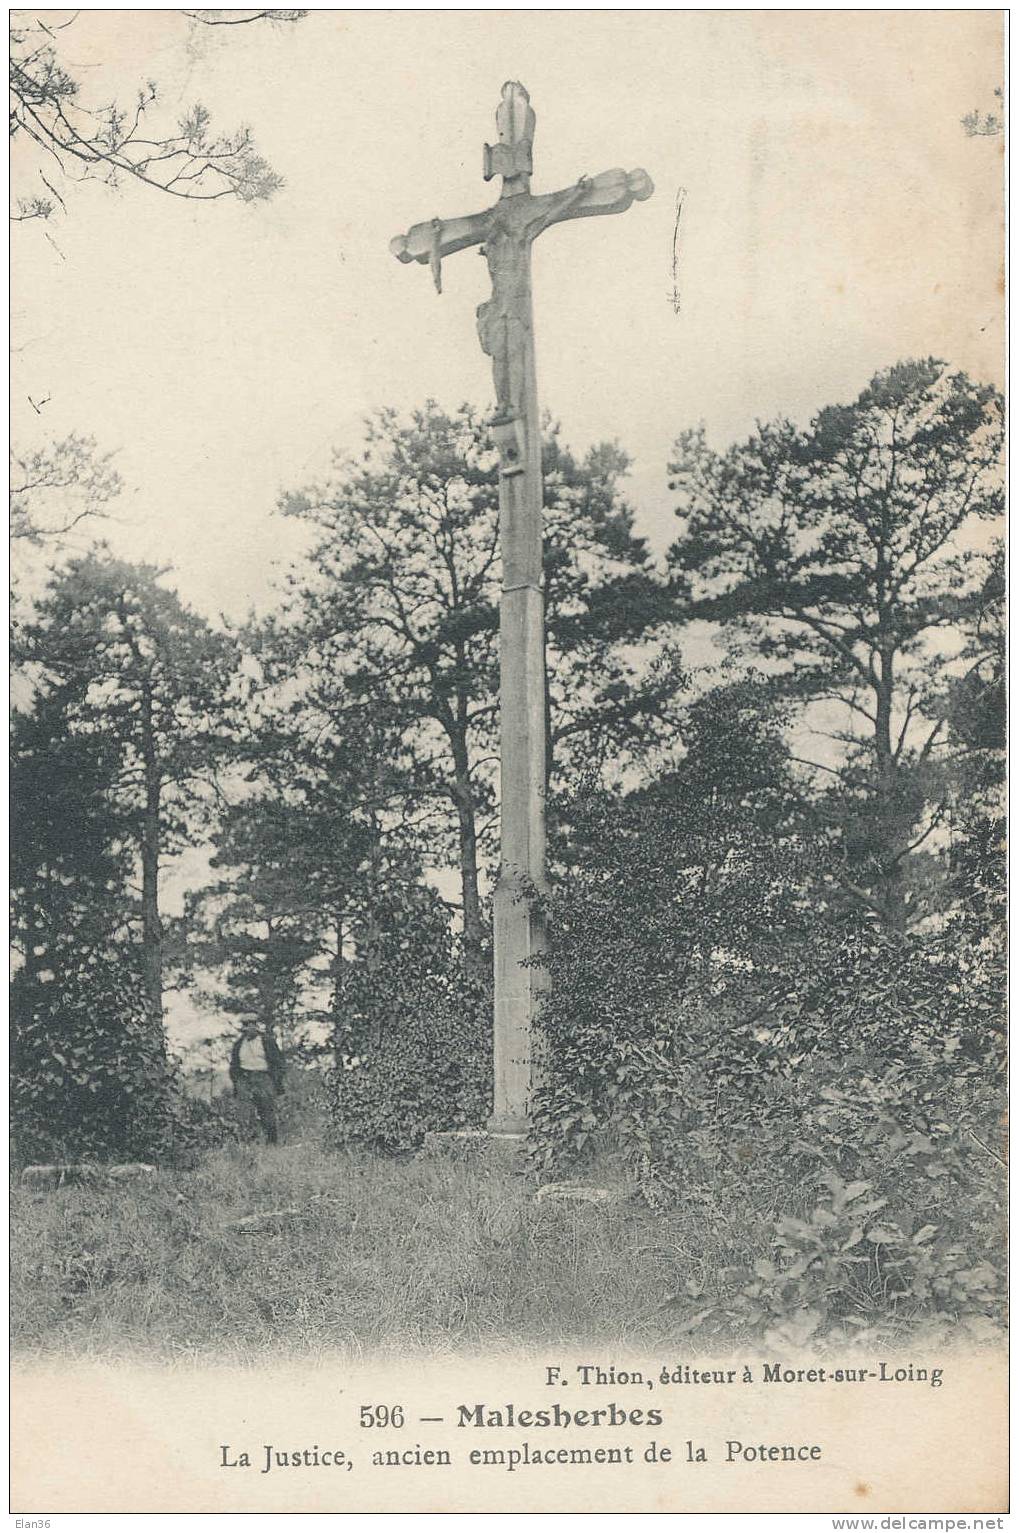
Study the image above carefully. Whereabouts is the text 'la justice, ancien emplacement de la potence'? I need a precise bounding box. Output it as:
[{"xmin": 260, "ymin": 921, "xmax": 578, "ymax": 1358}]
[{"xmin": 217, "ymin": 1357, "xmax": 946, "ymax": 1478}]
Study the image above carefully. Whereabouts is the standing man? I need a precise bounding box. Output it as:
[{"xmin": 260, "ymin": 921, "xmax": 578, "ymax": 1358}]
[{"xmin": 229, "ymin": 1019, "xmax": 286, "ymax": 1146}]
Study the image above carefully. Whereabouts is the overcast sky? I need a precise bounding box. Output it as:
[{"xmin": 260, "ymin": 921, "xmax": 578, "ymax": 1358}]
[{"xmin": 13, "ymin": 9, "xmax": 1004, "ymax": 623}]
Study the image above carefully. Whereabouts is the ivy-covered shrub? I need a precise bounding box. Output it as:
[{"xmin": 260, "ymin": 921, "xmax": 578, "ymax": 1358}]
[
  {"xmin": 530, "ymin": 743, "xmax": 1005, "ymax": 1342},
  {"xmin": 169, "ymin": 1090, "xmax": 244, "ymax": 1157},
  {"xmin": 10, "ymin": 962, "xmax": 181, "ymax": 1165},
  {"xmin": 322, "ymin": 884, "xmax": 492, "ymax": 1151},
  {"xmin": 326, "ymin": 981, "xmax": 491, "ymax": 1151},
  {"xmin": 531, "ymin": 689, "xmax": 817, "ymax": 1173}
]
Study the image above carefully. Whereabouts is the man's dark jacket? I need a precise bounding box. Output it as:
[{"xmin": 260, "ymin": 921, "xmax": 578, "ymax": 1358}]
[{"xmin": 229, "ymin": 1031, "xmax": 286, "ymax": 1095}]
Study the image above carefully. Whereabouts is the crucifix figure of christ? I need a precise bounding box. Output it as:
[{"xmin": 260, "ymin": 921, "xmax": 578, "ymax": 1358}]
[{"xmin": 391, "ymin": 81, "xmax": 653, "ymax": 1137}]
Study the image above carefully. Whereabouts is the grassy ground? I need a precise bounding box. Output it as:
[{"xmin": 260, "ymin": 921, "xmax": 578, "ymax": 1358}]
[
  {"xmin": 11, "ymin": 1142, "xmax": 769, "ymax": 1362},
  {"xmin": 12, "ymin": 1138, "xmax": 1003, "ymax": 1361}
]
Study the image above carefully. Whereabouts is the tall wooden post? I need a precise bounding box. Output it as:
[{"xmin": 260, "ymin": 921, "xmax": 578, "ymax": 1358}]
[
  {"xmin": 490, "ymin": 229, "xmax": 546, "ymax": 1133},
  {"xmin": 391, "ymin": 82, "xmax": 652, "ymax": 1135}
]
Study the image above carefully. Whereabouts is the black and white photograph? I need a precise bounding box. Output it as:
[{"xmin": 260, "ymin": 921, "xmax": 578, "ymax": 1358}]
[{"xmin": 10, "ymin": 8, "xmax": 1006, "ymax": 1515}]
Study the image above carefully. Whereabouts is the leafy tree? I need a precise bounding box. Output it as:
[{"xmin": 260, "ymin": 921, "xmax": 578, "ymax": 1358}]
[
  {"xmin": 533, "ymin": 677, "xmax": 1004, "ymax": 1327},
  {"xmin": 193, "ymin": 785, "xmax": 362, "ymax": 1051},
  {"xmin": 943, "ymin": 550, "xmax": 1005, "ymax": 928},
  {"xmin": 668, "ymin": 360, "xmax": 1004, "ymax": 927},
  {"xmin": 195, "ymin": 681, "xmax": 485, "ymax": 1146},
  {"xmin": 10, "ymin": 678, "xmax": 178, "ymax": 1163},
  {"xmin": 533, "ymin": 677, "xmax": 816, "ymax": 1166},
  {"xmin": 10, "ymin": 434, "xmax": 125, "ymax": 628},
  {"xmin": 17, "ymin": 551, "xmax": 239, "ymax": 1045},
  {"xmin": 10, "ymin": 434, "xmax": 121, "ymax": 550},
  {"xmin": 9, "ymin": 10, "xmax": 304, "ymax": 223},
  {"xmin": 11, "ymin": 675, "xmax": 133, "ymax": 983},
  {"xmin": 196, "ymin": 891, "xmax": 319, "ymax": 1043},
  {"xmin": 189, "ymin": 682, "xmax": 438, "ymax": 1056},
  {"xmin": 271, "ymin": 402, "xmax": 674, "ymax": 979}
]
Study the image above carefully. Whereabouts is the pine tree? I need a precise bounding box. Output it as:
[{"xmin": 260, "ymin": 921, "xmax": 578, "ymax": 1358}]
[
  {"xmin": 17, "ymin": 550, "xmax": 239, "ymax": 1045},
  {"xmin": 668, "ymin": 361, "xmax": 1003, "ymax": 927},
  {"xmin": 268, "ymin": 403, "xmax": 675, "ymax": 979}
]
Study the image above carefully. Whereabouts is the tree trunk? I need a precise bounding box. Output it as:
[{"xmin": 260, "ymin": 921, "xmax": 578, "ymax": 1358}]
[
  {"xmin": 331, "ymin": 913, "xmax": 345, "ymax": 1067},
  {"xmin": 873, "ymin": 646, "xmax": 906, "ymax": 930},
  {"xmin": 544, "ymin": 627, "xmax": 554, "ymax": 791},
  {"xmin": 366, "ymin": 816, "xmax": 384, "ymax": 1047},
  {"xmin": 261, "ymin": 916, "xmax": 275, "ymax": 1029},
  {"xmin": 139, "ymin": 683, "xmax": 165, "ymax": 1052}
]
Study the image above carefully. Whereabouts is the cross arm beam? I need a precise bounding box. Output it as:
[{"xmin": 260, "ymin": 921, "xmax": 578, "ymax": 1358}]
[
  {"xmin": 390, "ymin": 208, "xmax": 492, "ymax": 266},
  {"xmin": 532, "ymin": 167, "xmax": 653, "ymax": 236}
]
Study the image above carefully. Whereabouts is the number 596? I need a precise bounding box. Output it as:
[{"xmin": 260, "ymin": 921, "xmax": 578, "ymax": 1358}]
[{"xmin": 359, "ymin": 1405, "xmax": 405, "ymax": 1428}]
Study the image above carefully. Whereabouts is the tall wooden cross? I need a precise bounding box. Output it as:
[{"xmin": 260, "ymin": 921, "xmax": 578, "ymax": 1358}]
[{"xmin": 391, "ymin": 81, "xmax": 653, "ymax": 1136}]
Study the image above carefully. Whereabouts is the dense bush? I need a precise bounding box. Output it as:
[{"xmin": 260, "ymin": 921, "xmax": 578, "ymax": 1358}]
[
  {"xmin": 530, "ymin": 750, "xmax": 1005, "ymax": 1343},
  {"xmin": 531, "ymin": 686, "xmax": 817, "ymax": 1172},
  {"xmin": 170, "ymin": 1091, "xmax": 245, "ymax": 1157},
  {"xmin": 10, "ymin": 962, "xmax": 181, "ymax": 1165},
  {"xmin": 326, "ymin": 987, "xmax": 491, "ymax": 1152},
  {"xmin": 306, "ymin": 864, "xmax": 494, "ymax": 1149}
]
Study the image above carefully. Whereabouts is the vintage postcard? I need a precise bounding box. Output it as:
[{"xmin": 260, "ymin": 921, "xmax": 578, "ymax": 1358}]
[{"xmin": 10, "ymin": 8, "xmax": 1006, "ymax": 1517}]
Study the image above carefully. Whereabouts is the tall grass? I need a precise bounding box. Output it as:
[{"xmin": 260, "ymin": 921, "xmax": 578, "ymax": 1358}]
[
  {"xmin": 11, "ymin": 1143, "xmax": 786, "ymax": 1362},
  {"xmin": 12, "ymin": 1139, "xmax": 1000, "ymax": 1361}
]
